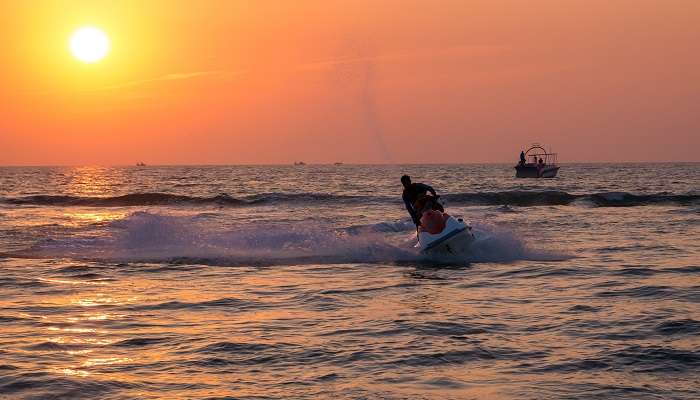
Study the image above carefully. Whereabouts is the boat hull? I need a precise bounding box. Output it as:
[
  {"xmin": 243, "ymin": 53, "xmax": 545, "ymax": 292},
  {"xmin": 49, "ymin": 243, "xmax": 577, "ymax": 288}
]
[{"xmin": 515, "ymin": 165, "xmax": 560, "ymax": 178}]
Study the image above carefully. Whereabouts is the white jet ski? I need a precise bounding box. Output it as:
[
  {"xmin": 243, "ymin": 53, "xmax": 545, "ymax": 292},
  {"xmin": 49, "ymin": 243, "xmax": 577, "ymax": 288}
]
[{"xmin": 416, "ymin": 211, "xmax": 475, "ymax": 255}]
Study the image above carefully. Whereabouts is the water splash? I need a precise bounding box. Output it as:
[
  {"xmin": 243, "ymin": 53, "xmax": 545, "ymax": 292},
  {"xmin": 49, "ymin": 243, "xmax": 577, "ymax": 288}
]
[{"xmin": 18, "ymin": 212, "xmax": 565, "ymax": 265}]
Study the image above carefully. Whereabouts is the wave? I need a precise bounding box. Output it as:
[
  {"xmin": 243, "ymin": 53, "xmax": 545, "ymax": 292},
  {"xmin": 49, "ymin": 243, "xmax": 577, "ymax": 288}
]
[
  {"xmin": 586, "ymin": 192, "xmax": 700, "ymax": 207},
  {"xmin": 13, "ymin": 212, "xmax": 562, "ymax": 266},
  {"xmin": 0, "ymin": 192, "xmax": 376, "ymax": 207},
  {"xmin": 445, "ymin": 191, "xmax": 700, "ymax": 207},
  {"xmin": 444, "ymin": 190, "xmax": 577, "ymax": 206},
  {"xmin": 2, "ymin": 191, "xmax": 697, "ymax": 208},
  {"xmin": 532, "ymin": 345, "xmax": 700, "ymax": 374},
  {"xmin": 1, "ymin": 193, "xmax": 245, "ymax": 207}
]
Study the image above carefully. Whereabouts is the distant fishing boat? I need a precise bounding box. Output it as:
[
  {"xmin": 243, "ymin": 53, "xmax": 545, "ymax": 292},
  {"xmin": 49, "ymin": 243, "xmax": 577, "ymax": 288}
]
[
  {"xmin": 334, "ymin": 162, "xmax": 343, "ymax": 165},
  {"xmin": 294, "ymin": 161, "xmax": 306, "ymax": 165},
  {"xmin": 515, "ymin": 144, "xmax": 560, "ymax": 178},
  {"xmin": 136, "ymin": 162, "xmax": 147, "ymax": 167}
]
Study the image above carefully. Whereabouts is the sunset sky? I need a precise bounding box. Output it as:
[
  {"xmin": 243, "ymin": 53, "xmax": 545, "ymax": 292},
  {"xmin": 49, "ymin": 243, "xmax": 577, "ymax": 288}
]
[{"xmin": 1, "ymin": 0, "xmax": 698, "ymax": 165}]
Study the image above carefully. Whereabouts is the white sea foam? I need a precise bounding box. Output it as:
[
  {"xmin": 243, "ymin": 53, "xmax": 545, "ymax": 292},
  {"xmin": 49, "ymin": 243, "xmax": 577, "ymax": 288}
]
[{"xmin": 20, "ymin": 212, "xmax": 565, "ymax": 265}]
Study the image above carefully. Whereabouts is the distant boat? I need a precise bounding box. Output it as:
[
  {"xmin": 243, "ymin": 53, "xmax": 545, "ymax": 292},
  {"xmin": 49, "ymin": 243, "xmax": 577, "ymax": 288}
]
[
  {"xmin": 294, "ymin": 161, "xmax": 306, "ymax": 165},
  {"xmin": 136, "ymin": 162, "xmax": 147, "ymax": 167},
  {"xmin": 515, "ymin": 144, "xmax": 560, "ymax": 178},
  {"xmin": 334, "ymin": 162, "xmax": 343, "ymax": 165}
]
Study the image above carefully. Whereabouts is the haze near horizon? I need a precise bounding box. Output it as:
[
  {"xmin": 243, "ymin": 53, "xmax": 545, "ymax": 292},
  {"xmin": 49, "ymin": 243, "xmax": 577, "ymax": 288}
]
[{"xmin": 1, "ymin": 0, "xmax": 698, "ymax": 165}]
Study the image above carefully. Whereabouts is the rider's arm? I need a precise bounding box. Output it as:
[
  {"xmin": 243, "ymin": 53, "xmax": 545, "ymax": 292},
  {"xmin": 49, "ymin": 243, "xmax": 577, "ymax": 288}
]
[{"xmin": 423, "ymin": 183, "xmax": 437, "ymax": 196}]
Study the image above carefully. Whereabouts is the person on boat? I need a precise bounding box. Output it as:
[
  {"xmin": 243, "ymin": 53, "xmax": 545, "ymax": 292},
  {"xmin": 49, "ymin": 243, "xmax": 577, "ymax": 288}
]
[
  {"xmin": 519, "ymin": 150, "xmax": 526, "ymax": 165},
  {"xmin": 537, "ymin": 158, "xmax": 545, "ymax": 177},
  {"xmin": 401, "ymin": 175, "xmax": 443, "ymax": 226}
]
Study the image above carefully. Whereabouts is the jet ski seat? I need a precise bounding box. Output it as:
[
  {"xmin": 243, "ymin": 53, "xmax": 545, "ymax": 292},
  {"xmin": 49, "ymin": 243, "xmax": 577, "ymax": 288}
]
[{"xmin": 419, "ymin": 210, "xmax": 449, "ymax": 234}]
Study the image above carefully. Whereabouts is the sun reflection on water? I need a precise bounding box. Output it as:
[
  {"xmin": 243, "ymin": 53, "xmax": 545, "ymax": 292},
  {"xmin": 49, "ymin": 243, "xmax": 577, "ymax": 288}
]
[
  {"xmin": 67, "ymin": 313, "xmax": 125, "ymax": 322},
  {"xmin": 82, "ymin": 357, "xmax": 132, "ymax": 368},
  {"xmin": 38, "ymin": 277, "xmax": 108, "ymax": 286},
  {"xmin": 66, "ymin": 349, "xmax": 94, "ymax": 355},
  {"xmin": 71, "ymin": 294, "xmax": 126, "ymax": 307},
  {"xmin": 46, "ymin": 336, "xmax": 115, "ymax": 346},
  {"xmin": 47, "ymin": 327, "xmax": 98, "ymax": 333},
  {"xmin": 55, "ymin": 368, "xmax": 90, "ymax": 377},
  {"xmin": 63, "ymin": 210, "xmax": 129, "ymax": 228},
  {"xmin": 65, "ymin": 167, "xmax": 128, "ymax": 197}
]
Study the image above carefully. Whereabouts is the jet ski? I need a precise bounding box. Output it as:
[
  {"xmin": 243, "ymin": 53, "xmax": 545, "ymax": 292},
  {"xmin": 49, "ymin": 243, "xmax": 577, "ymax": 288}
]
[{"xmin": 414, "ymin": 195, "xmax": 475, "ymax": 255}]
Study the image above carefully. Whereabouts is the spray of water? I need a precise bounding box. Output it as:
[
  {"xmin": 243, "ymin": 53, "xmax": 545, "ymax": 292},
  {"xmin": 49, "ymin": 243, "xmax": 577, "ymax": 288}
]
[{"xmin": 18, "ymin": 212, "xmax": 567, "ymax": 266}]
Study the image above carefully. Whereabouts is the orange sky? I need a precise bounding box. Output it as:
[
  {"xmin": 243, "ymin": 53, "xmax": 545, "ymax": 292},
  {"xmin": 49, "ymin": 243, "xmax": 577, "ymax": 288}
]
[{"xmin": 1, "ymin": 0, "xmax": 698, "ymax": 165}]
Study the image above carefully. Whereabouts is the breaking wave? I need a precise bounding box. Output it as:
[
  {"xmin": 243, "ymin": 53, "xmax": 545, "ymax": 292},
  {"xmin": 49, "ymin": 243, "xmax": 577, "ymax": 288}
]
[
  {"xmin": 0, "ymin": 192, "xmax": 373, "ymax": 207},
  {"xmin": 444, "ymin": 191, "xmax": 700, "ymax": 207},
  {"xmin": 2, "ymin": 191, "xmax": 697, "ymax": 208},
  {"xmin": 14, "ymin": 212, "xmax": 564, "ymax": 266}
]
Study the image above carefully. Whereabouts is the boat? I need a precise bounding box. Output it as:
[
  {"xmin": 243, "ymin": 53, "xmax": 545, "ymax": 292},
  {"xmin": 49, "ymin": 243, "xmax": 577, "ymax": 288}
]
[
  {"xmin": 515, "ymin": 144, "xmax": 560, "ymax": 178},
  {"xmin": 136, "ymin": 162, "xmax": 147, "ymax": 166},
  {"xmin": 415, "ymin": 196, "xmax": 475, "ymax": 255},
  {"xmin": 294, "ymin": 161, "xmax": 306, "ymax": 166}
]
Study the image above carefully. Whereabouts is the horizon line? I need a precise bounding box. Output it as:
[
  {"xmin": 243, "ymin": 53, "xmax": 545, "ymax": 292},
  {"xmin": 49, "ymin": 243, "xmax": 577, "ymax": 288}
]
[{"xmin": 1, "ymin": 161, "xmax": 699, "ymax": 168}]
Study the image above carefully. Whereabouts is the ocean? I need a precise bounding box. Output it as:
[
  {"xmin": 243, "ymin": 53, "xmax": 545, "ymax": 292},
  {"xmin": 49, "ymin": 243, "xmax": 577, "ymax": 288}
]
[{"xmin": 0, "ymin": 164, "xmax": 698, "ymax": 399}]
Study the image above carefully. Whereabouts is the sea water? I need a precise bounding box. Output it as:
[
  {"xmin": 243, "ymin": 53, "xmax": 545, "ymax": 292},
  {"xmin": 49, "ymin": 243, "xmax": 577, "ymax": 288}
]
[{"xmin": 0, "ymin": 164, "xmax": 698, "ymax": 399}]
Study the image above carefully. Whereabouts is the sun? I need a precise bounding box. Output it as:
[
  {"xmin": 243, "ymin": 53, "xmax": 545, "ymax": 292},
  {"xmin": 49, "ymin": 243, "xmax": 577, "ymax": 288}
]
[{"xmin": 69, "ymin": 27, "xmax": 110, "ymax": 63}]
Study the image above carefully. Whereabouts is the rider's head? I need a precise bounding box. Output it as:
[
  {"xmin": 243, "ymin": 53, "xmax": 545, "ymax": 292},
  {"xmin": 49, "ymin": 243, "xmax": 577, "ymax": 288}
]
[{"xmin": 401, "ymin": 175, "xmax": 411, "ymax": 188}]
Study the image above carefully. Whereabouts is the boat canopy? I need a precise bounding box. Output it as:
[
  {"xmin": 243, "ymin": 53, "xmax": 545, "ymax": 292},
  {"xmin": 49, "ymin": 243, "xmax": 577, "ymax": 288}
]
[{"xmin": 523, "ymin": 144, "xmax": 558, "ymax": 165}]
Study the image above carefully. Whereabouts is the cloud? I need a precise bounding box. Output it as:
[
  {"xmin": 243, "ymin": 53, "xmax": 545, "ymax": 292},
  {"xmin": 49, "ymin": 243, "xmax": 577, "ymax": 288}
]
[
  {"xmin": 93, "ymin": 69, "xmax": 235, "ymax": 92},
  {"xmin": 298, "ymin": 44, "xmax": 511, "ymax": 72},
  {"xmin": 22, "ymin": 69, "xmax": 243, "ymax": 96}
]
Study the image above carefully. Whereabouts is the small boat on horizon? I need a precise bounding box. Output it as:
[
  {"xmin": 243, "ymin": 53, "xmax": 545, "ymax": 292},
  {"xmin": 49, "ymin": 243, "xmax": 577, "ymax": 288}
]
[
  {"xmin": 294, "ymin": 161, "xmax": 306, "ymax": 166},
  {"xmin": 136, "ymin": 162, "xmax": 147, "ymax": 167},
  {"xmin": 515, "ymin": 144, "xmax": 560, "ymax": 178}
]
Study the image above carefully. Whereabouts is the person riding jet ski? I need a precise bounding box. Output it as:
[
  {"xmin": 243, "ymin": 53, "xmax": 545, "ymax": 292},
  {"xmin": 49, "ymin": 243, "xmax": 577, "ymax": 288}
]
[
  {"xmin": 401, "ymin": 175, "xmax": 443, "ymax": 227},
  {"xmin": 401, "ymin": 175, "xmax": 474, "ymax": 255}
]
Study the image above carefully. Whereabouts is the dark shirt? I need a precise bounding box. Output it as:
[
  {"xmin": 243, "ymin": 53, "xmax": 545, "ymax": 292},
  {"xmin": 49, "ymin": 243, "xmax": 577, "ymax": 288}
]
[{"xmin": 402, "ymin": 183, "xmax": 436, "ymax": 224}]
